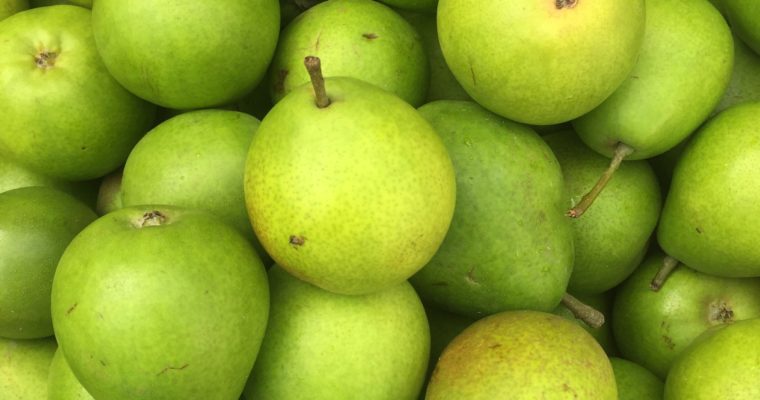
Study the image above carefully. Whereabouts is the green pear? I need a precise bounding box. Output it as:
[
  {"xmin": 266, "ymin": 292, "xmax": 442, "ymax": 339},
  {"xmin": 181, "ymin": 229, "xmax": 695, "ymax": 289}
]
[
  {"xmin": 544, "ymin": 130, "xmax": 661, "ymax": 294},
  {"xmin": 120, "ymin": 109, "xmax": 270, "ymax": 263},
  {"xmin": 610, "ymin": 357, "xmax": 663, "ymax": 400},
  {"xmin": 437, "ymin": 0, "xmax": 645, "ymax": 125},
  {"xmin": 0, "ymin": 336, "xmax": 57, "ymax": 399},
  {"xmin": 244, "ymin": 72, "xmax": 456, "ymax": 295},
  {"xmin": 0, "ymin": 5, "xmax": 156, "ymax": 181},
  {"xmin": 244, "ymin": 265, "xmax": 430, "ymax": 400},
  {"xmin": 29, "ymin": 0, "xmax": 89, "ymax": 7},
  {"xmin": 379, "ymin": 0, "xmax": 436, "ymax": 13},
  {"xmin": 612, "ymin": 252, "xmax": 760, "ymax": 378},
  {"xmin": 723, "ymin": 0, "xmax": 760, "ymax": 54},
  {"xmin": 658, "ymin": 102, "xmax": 760, "ymax": 277},
  {"xmin": 573, "ymin": 0, "xmax": 734, "ymax": 161},
  {"xmin": 712, "ymin": 33, "xmax": 760, "ymax": 115},
  {"xmin": 664, "ymin": 318, "xmax": 760, "ymax": 399},
  {"xmin": 396, "ymin": 9, "xmax": 470, "ymax": 103},
  {"xmin": 0, "ymin": 187, "xmax": 96, "ymax": 339},
  {"xmin": 0, "ymin": 0, "xmax": 27, "ymax": 20},
  {"xmin": 422, "ymin": 305, "xmax": 476, "ymax": 397},
  {"xmin": 409, "ymin": 100, "xmax": 573, "ymax": 317},
  {"xmin": 91, "ymin": 0, "xmax": 280, "ymax": 109},
  {"xmin": 426, "ymin": 310, "xmax": 617, "ymax": 399},
  {"xmin": 51, "ymin": 206, "xmax": 270, "ymax": 400},
  {"xmin": 48, "ymin": 348, "xmax": 95, "ymax": 400},
  {"xmin": 95, "ymin": 168, "xmax": 122, "ymax": 216},
  {"xmin": 553, "ymin": 291, "xmax": 618, "ymax": 355},
  {"xmin": 268, "ymin": 0, "xmax": 428, "ymax": 106}
]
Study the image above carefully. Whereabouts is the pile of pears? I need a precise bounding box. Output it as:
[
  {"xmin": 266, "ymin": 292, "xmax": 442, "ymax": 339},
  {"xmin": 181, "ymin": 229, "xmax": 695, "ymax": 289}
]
[{"xmin": 1, "ymin": 0, "xmax": 760, "ymax": 399}]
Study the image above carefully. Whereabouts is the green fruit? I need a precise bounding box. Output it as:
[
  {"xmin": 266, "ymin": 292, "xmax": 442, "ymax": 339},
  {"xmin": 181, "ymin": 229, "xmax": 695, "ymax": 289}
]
[
  {"xmin": 244, "ymin": 265, "xmax": 430, "ymax": 400},
  {"xmin": 245, "ymin": 77, "xmax": 456, "ymax": 295},
  {"xmin": 665, "ymin": 318, "xmax": 760, "ymax": 399},
  {"xmin": 423, "ymin": 305, "xmax": 476, "ymax": 395},
  {"xmin": 426, "ymin": 310, "xmax": 617, "ymax": 399},
  {"xmin": 544, "ymin": 130, "xmax": 661, "ymax": 294},
  {"xmin": 0, "ymin": 336, "xmax": 57, "ymax": 399},
  {"xmin": 658, "ymin": 102, "xmax": 760, "ymax": 277},
  {"xmin": 573, "ymin": 0, "xmax": 733, "ymax": 160},
  {"xmin": 0, "ymin": 5, "xmax": 156, "ymax": 181},
  {"xmin": 437, "ymin": 0, "xmax": 645, "ymax": 125},
  {"xmin": 120, "ymin": 109, "xmax": 268, "ymax": 261},
  {"xmin": 612, "ymin": 252, "xmax": 760, "ymax": 378},
  {"xmin": 723, "ymin": 0, "xmax": 760, "ymax": 54},
  {"xmin": 410, "ymin": 100, "xmax": 573, "ymax": 317},
  {"xmin": 48, "ymin": 348, "xmax": 95, "ymax": 400},
  {"xmin": 0, "ymin": 0, "xmax": 27, "ymax": 20},
  {"xmin": 553, "ymin": 291, "xmax": 618, "ymax": 355},
  {"xmin": 29, "ymin": 0, "xmax": 90, "ymax": 7},
  {"xmin": 396, "ymin": 9, "xmax": 470, "ymax": 102},
  {"xmin": 51, "ymin": 206, "xmax": 270, "ymax": 400},
  {"xmin": 609, "ymin": 357, "xmax": 663, "ymax": 400},
  {"xmin": 91, "ymin": 0, "xmax": 280, "ymax": 109},
  {"xmin": 379, "ymin": 0, "xmax": 436, "ymax": 13},
  {"xmin": 0, "ymin": 186, "xmax": 96, "ymax": 339},
  {"xmin": 95, "ymin": 168, "xmax": 122, "ymax": 216},
  {"xmin": 712, "ymin": 33, "xmax": 760, "ymax": 115},
  {"xmin": 269, "ymin": 0, "xmax": 428, "ymax": 106}
]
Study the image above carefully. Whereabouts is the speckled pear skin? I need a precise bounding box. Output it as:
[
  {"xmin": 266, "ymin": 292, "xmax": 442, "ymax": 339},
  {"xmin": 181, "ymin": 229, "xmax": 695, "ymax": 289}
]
[
  {"xmin": 609, "ymin": 357, "xmax": 663, "ymax": 400},
  {"xmin": 544, "ymin": 130, "xmax": 661, "ymax": 294},
  {"xmin": 658, "ymin": 102, "xmax": 760, "ymax": 277},
  {"xmin": 664, "ymin": 318, "xmax": 760, "ymax": 399},
  {"xmin": 48, "ymin": 349, "xmax": 95, "ymax": 400},
  {"xmin": 437, "ymin": 0, "xmax": 645, "ymax": 125},
  {"xmin": 0, "ymin": 336, "xmax": 57, "ymax": 399},
  {"xmin": 244, "ymin": 77, "xmax": 456, "ymax": 295},
  {"xmin": 426, "ymin": 310, "xmax": 617, "ymax": 400},
  {"xmin": 573, "ymin": 0, "xmax": 734, "ymax": 160},
  {"xmin": 409, "ymin": 100, "xmax": 573, "ymax": 317},
  {"xmin": 723, "ymin": 0, "xmax": 760, "ymax": 54}
]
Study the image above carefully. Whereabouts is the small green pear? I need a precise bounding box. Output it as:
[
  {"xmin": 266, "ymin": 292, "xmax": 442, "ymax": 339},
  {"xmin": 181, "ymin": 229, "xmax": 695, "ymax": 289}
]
[
  {"xmin": 573, "ymin": 0, "xmax": 733, "ymax": 161},
  {"xmin": 712, "ymin": 34, "xmax": 760, "ymax": 115},
  {"xmin": 0, "ymin": 0, "xmax": 27, "ymax": 20},
  {"xmin": 269, "ymin": 0, "xmax": 428, "ymax": 106},
  {"xmin": 437, "ymin": 0, "xmax": 645, "ymax": 125},
  {"xmin": 245, "ymin": 64, "xmax": 456, "ymax": 295},
  {"xmin": 396, "ymin": 9, "xmax": 469, "ymax": 102},
  {"xmin": 0, "ymin": 336, "xmax": 57, "ymax": 399},
  {"xmin": 409, "ymin": 100, "xmax": 574, "ymax": 317},
  {"xmin": 612, "ymin": 252, "xmax": 760, "ymax": 378},
  {"xmin": 426, "ymin": 310, "xmax": 617, "ymax": 399},
  {"xmin": 48, "ymin": 348, "xmax": 95, "ymax": 400},
  {"xmin": 0, "ymin": 186, "xmax": 97, "ymax": 339},
  {"xmin": 664, "ymin": 318, "xmax": 760, "ymax": 399},
  {"xmin": 723, "ymin": 0, "xmax": 760, "ymax": 54},
  {"xmin": 244, "ymin": 265, "xmax": 430, "ymax": 400},
  {"xmin": 544, "ymin": 130, "xmax": 661, "ymax": 294},
  {"xmin": 610, "ymin": 357, "xmax": 663, "ymax": 400},
  {"xmin": 658, "ymin": 102, "xmax": 760, "ymax": 277}
]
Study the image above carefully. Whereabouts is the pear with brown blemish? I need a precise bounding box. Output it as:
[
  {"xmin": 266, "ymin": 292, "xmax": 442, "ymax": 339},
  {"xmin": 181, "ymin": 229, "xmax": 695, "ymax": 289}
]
[{"xmin": 244, "ymin": 57, "xmax": 456, "ymax": 295}]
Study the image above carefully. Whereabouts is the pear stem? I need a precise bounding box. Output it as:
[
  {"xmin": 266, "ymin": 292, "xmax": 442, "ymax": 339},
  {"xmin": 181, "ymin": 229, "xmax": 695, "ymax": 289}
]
[
  {"xmin": 566, "ymin": 142, "xmax": 635, "ymax": 218},
  {"xmin": 561, "ymin": 293, "xmax": 605, "ymax": 329},
  {"xmin": 304, "ymin": 56, "xmax": 330, "ymax": 108},
  {"xmin": 650, "ymin": 256, "xmax": 680, "ymax": 292}
]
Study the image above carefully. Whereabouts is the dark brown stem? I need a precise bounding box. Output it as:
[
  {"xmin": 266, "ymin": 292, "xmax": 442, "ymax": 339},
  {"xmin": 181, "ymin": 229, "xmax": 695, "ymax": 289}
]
[
  {"xmin": 561, "ymin": 293, "xmax": 605, "ymax": 329},
  {"xmin": 566, "ymin": 142, "xmax": 634, "ymax": 218},
  {"xmin": 650, "ymin": 256, "xmax": 680, "ymax": 292},
  {"xmin": 304, "ymin": 56, "xmax": 330, "ymax": 108}
]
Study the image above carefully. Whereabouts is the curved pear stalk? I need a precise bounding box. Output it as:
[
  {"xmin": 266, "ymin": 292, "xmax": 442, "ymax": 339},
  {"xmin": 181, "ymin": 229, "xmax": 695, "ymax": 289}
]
[
  {"xmin": 566, "ymin": 142, "xmax": 635, "ymax": 218},
  {"xmin": 649, "ymin": 255, "xmax": 680, "ymax": 292},
  {"xmin": 561, "ymin": 293, "xmax": 605, "ymax": 329}
]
